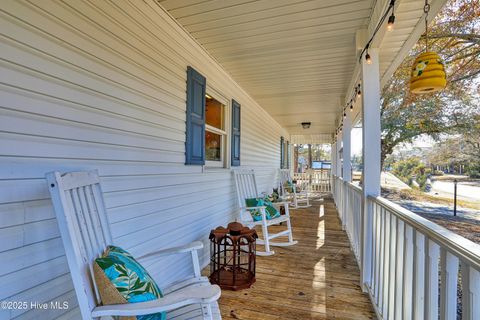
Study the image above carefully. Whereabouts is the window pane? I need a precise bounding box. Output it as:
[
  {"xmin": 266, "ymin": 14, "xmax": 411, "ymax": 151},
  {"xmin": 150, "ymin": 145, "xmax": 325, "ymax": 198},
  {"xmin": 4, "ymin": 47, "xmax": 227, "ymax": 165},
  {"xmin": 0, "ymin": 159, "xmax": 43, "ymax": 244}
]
[
  {"xmin": 206, "ymin": 131, "xmax": 222, "ymax": 161},
  {"xmin": 206, "ymin": 95, "xmax": 224, "ymax": 130}
]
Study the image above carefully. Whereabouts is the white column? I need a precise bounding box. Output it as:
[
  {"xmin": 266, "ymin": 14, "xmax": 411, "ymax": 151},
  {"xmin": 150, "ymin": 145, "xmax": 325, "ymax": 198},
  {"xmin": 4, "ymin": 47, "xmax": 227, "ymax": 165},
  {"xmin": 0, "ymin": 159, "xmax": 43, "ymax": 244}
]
[
  {"xmin": 336, "ymin": 132, "xmax": 343, "ymax": 177},
  {"xmin": 331, "ymin": 142, "xmax": 337, "ymax": 176},
  {"xmin": 343, "ymin": 110, "xmax": 352, "ymax": 182},
  {"xmin": 360, "ymin": 48, "xmax": 381, "ymax": 291}
]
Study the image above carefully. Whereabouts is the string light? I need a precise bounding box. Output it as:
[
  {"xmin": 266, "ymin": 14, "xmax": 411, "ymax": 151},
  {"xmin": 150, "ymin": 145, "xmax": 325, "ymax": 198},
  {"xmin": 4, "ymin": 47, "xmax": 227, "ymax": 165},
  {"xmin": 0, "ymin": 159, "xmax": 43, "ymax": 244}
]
[
  {"xmin": 387, "ymin": 14, "xmax": 395, "ymax": 31},
  {"xmin": 365, "ymin": 49, "xmax": 372, "ymax": 64},
  {"xmin": 357, "ymin": 84, "xmax": 362, "ymax": 97},
  {"xmin": 359, "ymin": 0, "xmax": 396, "ymax": 64},
  {"xmin": 387, "ymin": 0, "xmax": 396, "ymax": 31}
]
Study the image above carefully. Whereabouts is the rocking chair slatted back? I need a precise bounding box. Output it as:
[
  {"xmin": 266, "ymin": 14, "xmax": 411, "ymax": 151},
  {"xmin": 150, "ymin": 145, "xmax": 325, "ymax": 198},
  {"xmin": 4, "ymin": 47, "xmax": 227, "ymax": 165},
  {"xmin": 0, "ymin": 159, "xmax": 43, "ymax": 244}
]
[
  {"xmin": 46, "ymin": 170, "xmax": 112, "ymax": 318},
  {"xmin": 232, "ymin": 169, "xmax": 260, "ymax": 208},
  {"xmin": 278, "ymin": 169, "xmax": 294, "ymax": 196}
]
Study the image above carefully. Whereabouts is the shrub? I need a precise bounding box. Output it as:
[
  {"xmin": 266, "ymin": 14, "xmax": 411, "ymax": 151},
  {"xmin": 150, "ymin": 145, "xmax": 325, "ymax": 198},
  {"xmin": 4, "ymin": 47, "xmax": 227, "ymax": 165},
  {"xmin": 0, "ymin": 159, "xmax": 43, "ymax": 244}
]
[{"xmin": 392, "ymin": 158, "xmax": 430, "ymax": 191}]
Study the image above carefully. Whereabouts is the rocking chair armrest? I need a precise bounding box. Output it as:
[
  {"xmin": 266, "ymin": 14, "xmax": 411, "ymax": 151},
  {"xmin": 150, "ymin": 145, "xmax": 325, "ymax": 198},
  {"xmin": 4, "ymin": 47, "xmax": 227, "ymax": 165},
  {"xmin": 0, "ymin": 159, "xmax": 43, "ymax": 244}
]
[
  {"xmin": 245, "ymin": 205, "xmax": 267, "ymax": 210},
  {"xmin": 271, "ymin": 201, "xmax": 289, "ymax": 206},
  {"xmin": 136, "ymin": 241, "xmax": 203, "ymax": 261},
  {"xmin": 91, "ymin": 284, "xmax": 221, "ymax": 318}
]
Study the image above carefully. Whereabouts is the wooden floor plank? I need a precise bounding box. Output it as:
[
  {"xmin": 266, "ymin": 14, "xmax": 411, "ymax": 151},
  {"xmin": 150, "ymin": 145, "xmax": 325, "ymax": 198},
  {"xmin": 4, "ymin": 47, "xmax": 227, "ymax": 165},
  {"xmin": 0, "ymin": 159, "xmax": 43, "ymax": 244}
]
[{"xmin": 203, "ymin": 197, "xmax": 376, "ymax": 319}]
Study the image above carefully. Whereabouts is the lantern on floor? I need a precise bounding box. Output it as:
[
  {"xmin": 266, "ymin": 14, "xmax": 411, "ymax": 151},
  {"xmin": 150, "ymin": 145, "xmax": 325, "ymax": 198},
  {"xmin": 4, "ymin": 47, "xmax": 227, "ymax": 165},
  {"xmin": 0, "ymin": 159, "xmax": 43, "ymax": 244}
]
[
  {"xmin": 409, "ymin": 0, "xmax": 446, "ymax": 94},
  {"xmin": 209, "ymin": 222, "xmax": 257, "ymax": 290}
]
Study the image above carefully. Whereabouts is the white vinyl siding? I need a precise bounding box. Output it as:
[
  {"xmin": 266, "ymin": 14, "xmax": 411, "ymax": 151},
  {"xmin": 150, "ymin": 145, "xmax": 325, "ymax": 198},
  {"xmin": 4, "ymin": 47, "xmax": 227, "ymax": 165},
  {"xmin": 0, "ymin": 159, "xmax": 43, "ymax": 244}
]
[{"xmin": 0, "ymin": 1, "xmax": 288, "ymax": 319}]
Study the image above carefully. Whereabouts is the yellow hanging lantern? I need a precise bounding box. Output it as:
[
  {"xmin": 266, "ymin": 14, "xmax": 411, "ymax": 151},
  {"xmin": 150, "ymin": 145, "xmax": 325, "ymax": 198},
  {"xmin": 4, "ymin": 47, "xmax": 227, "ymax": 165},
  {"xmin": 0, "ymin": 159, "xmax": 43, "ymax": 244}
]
[
  {"xmin": 410, "ymin": 51, "xmax": 447, "ymax": 93},
  {"xmin": 409, "ymin": 0, "xmax": 447, "ymax": 94}
]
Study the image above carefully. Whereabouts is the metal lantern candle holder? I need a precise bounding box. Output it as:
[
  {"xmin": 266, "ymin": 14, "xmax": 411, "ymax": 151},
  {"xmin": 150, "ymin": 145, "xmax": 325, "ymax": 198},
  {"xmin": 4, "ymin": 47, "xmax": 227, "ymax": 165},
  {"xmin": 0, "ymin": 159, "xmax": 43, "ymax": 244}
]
[{"xmin": 209, "ymin": 222, "xmax": 257, "ymax": 290}]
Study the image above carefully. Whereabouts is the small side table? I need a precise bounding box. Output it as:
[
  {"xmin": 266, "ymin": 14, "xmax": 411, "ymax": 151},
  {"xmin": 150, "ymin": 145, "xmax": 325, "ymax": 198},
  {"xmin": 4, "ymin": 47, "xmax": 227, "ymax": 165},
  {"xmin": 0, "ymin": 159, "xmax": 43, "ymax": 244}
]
[{"xmin": 209, "ymin": 222, "xmax": 257, "ymax": 290}]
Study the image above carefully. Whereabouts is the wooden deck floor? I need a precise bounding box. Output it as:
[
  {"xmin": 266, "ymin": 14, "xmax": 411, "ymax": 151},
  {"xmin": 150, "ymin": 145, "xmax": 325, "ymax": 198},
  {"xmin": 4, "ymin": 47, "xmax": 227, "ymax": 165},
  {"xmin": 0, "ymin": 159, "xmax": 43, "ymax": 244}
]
[{"xmin": 206, "ymin": 197, "xmax": 376, "ymax": 319}]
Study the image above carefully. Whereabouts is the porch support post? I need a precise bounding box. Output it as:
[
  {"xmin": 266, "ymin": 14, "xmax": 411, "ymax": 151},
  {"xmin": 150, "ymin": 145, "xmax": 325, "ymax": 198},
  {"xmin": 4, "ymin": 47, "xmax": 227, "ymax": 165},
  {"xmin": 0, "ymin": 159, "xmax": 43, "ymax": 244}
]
[
  {"xmin": 360, "ymin": 48, "xmax": 381, "ymax": 292},
  {"xmin": 336, "ymin": 133, "xmax": 342, "ymax": 177},
  {"xmin": 342, "ymin": 111, "xmax": 352, "ymax": 182},
  {"xmin": 308, "ymin": 144, "xmax": 312, "ymax": 169},
  {"xmin": 332, "ymin": 142, "xmax": 337, "ymax": 176}
]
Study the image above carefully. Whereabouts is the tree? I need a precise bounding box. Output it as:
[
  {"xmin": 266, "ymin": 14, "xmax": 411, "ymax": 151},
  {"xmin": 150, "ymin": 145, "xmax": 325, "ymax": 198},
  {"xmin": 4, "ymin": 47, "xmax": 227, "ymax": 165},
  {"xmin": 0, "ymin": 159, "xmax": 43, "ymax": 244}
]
[{"xmin": 381, "ymin": 0, "xmax": 480, "ymax": 168}]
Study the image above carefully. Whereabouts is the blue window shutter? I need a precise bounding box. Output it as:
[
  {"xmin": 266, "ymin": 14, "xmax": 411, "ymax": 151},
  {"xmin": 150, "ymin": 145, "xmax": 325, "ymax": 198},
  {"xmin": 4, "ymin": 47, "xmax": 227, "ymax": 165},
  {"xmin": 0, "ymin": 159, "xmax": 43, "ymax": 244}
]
[
  {"xmin": 280, "ymin": 136, "xmax": 285, "ymax": 169},
  {"xmin": 286, "ymin": 141, "xmax": 290, "ymax": 169},
  {"xmin": 231, "ymin": 99, "xmax": 241, "ymax": 166},
  {"xmin": 185, "ymin": 66, "xmax": 206, "ymax": 165}
]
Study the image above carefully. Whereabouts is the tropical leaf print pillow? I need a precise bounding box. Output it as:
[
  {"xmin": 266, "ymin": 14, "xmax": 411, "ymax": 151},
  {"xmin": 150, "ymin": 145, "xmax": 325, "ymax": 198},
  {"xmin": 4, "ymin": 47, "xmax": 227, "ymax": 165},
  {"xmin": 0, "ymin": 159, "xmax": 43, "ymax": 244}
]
[
  {"xmin": 94, "ymin": 246, "xmax": 166, "ymax": 320},
  {"xmin": 245, "ymin": 198, "xmax": 280, "ymax": 221}
]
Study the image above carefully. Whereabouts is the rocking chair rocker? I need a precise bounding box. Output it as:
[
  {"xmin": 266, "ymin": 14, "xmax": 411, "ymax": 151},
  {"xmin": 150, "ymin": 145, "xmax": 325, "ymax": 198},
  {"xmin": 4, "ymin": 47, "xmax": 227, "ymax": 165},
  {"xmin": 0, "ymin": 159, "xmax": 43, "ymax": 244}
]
[
  {"xmin": 232, "ymin": 169, "xmax": 297, "ymax": 256},
  {"xmin": 46, "ymin": 170, "xmax": 221, "ymax": 320}
]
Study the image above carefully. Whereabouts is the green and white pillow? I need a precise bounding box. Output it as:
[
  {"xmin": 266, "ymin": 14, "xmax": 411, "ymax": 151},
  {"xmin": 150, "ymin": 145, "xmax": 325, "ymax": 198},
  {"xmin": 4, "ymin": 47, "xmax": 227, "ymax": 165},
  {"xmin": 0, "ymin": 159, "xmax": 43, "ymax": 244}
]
[
  {"xmin": 245, "ymin": 198, "xmax": 280, "ymax": 221},
  {"xmin": 94, "ymin": 246, "xmax": 166, "ymax": 320},
  {"xmin": 284, "ymin": 180, "xmax": 296, "ymax": 192}
]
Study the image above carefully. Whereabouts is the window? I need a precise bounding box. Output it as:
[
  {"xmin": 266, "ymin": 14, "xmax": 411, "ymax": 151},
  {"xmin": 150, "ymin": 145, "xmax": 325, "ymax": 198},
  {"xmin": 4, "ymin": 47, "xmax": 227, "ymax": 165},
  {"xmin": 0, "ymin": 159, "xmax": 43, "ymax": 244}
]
[
  {"xmin": 205, "ymin": 94, "xmax": 227, "ymax": 167},
  {"xmin": 185, "ymin": 66, "xmax": 241, "ymax": 168},
  {"xmin": 280, "ymin": 137, "xmax": 290, "ymax": 169}
]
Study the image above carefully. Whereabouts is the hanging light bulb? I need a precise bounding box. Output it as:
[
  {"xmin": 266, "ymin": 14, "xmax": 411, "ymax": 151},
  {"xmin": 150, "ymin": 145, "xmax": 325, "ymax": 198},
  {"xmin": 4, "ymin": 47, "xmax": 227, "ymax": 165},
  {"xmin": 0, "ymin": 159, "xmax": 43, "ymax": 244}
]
[
  {"xmin": 350, "ymin": 103, "xmax": 354, "ymax": 112},
  {"xmin": 387, "ymin": 14, "xmax": 395, "ymax": 31},
  {"xmin": 357, "ymin": 84, "xmax": 362, "ymax": 97},
  {"xmin": 387, "ymin": 1, "xmax": 396, "ymax": 31},
  {"xmin": 365, "ymin": 51, "xmax": 372, "ymax": 64},
  {"xmin": 343, "ymin": 110, "xmax": 347, "ymax": 119}
]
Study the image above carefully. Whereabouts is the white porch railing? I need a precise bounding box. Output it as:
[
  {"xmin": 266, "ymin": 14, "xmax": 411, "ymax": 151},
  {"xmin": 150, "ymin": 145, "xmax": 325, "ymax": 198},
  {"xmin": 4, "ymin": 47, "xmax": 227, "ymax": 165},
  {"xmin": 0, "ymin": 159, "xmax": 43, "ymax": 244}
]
[
  {"xmin": 332, "ymin": 176, "xmax": 362, "ymax": 264},
  {"xmin": 293, "ymin": 170, "xmax": 331, "ymax": 193},
  {"xmin": 332, "ymin": 175, "xmax": 480, "ymax": 320}
]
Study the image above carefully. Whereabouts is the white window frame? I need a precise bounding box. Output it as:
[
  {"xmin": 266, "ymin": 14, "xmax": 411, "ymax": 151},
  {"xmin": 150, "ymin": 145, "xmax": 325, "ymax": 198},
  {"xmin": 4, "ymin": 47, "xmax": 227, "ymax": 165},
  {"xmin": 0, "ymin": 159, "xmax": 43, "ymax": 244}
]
[{"xmin": 205, "ymin": 87, "xmax": 230, "ymax": 168}]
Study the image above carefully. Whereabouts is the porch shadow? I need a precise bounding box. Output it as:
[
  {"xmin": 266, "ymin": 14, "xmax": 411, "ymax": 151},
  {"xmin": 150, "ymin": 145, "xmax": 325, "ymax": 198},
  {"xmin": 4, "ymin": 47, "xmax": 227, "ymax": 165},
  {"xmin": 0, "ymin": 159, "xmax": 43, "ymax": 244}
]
[{"xmin": 203, "ymin": 196, "xmax": 376, "ymax": 319}]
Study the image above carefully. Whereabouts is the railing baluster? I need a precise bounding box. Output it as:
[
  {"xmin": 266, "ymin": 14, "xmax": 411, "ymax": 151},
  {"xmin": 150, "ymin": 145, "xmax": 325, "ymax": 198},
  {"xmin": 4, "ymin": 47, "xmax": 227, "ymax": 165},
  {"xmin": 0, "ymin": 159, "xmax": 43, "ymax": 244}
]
[
  {"xmin": 463, "ymin": 264, "xmax": 480, "ymax": 320},
  {"xmin": 375, "ymin": 202, "xmax": 382, "ymax": 304},
  {"xmin": 383, "ymin": 209, "xmax": 391, "ymax": 317},
  {"xmin": 403, "ymin": 224, "xmax": 414, "ymax": 319},
  {"xmin": 395, "ymin": 219, "xmax": 405, "ymax": 320},
  {"xmin": 378, "ymin": 206, "xmax": 385, "ymax": 311},
  {"xmin": 413, "ymin": 231, "xmax": 426, "ymax": 319},
  {"xmin": 461, "ymin": 261, "xmax": 471, "ymax": 320},
  {"xmin": 440, "ymin": 249, "xmax": 459, "ymax": 320},
  {"xmin": 371, "ymin": 202, "xmax": 377, "ymax": 292},
  {"xmin": 424, "ymin": 238, "xmax": 440, "ymax": 320},
  {"xmin": 388, "ymin": 214, "xmax": 396, "ymax": 320}
]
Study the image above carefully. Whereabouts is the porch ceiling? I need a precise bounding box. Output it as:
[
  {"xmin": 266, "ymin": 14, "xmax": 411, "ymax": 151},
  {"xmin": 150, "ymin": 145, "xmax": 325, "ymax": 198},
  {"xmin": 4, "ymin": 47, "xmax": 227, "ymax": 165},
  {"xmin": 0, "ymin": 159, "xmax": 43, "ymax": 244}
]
[
  {"xmin": 158, "ymin": 0, "xmax": 375, "ymax": 136},
  {"xmin": 157, "ymin": 0, "xmax": 445, "ymax": 138}
]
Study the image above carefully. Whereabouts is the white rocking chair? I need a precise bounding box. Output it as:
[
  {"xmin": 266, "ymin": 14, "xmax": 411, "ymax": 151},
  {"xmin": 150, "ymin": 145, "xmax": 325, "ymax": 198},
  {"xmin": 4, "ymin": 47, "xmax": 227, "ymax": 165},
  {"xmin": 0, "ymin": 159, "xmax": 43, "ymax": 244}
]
[
  {"xmin": 46, "ymin": 171, "xmax": 221, "ymax": 320},
  {"xmin": 232, "ymin": 169, "xmax": 297, "ymax": 256},
  {"xmin": 278, "ymin": 169, "xmax": 311, "ymax": 209}
]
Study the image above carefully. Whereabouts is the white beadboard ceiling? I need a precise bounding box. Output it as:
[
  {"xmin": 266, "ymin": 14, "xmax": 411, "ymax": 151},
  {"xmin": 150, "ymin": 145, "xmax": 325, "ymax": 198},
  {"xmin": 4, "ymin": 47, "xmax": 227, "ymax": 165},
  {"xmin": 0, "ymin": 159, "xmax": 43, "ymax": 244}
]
[{"xmin": 157, "ymin": 0, "xmax": 445, "ymax": 137}]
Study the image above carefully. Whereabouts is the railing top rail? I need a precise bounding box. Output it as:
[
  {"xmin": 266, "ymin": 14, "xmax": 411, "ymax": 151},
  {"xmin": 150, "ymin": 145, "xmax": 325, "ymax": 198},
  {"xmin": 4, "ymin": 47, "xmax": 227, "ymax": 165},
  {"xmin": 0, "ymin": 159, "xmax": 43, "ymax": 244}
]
[
  {"xmin": 369, "ymin": 195, "xmax": 480, "ymax": 268},
  {"xmin": 345, "ymin": 181, "xmax": 362, "ymax": 193}
]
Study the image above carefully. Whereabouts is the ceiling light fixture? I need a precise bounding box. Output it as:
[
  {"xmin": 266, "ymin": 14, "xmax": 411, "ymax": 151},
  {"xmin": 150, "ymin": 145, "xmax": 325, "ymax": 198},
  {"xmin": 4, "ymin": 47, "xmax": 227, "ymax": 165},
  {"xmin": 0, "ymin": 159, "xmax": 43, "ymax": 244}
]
[{"xmin": 301, "ymin": 122, "xmax": 311, "ymax": 129}]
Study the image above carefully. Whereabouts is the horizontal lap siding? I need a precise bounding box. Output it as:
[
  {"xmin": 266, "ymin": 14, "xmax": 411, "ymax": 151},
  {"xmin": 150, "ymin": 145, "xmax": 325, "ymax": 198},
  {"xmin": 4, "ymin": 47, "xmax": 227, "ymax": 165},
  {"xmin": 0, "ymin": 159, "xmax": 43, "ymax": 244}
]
[{"xmin": 0, "ymin": 0, "xmax": 288, "ymax": 319}]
